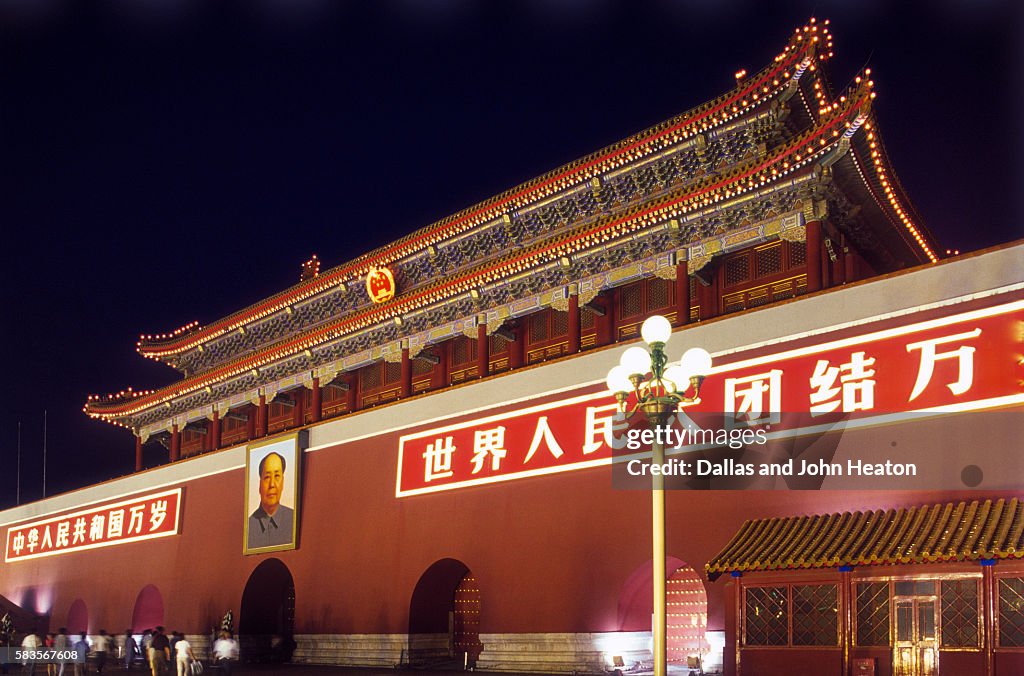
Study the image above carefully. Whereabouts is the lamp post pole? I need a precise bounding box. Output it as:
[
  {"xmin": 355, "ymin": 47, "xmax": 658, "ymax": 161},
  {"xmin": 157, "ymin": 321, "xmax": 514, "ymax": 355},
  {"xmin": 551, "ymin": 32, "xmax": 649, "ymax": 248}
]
[{"xmin": 607, "ymin": 316, "xmax": 712, "ymax": 676}]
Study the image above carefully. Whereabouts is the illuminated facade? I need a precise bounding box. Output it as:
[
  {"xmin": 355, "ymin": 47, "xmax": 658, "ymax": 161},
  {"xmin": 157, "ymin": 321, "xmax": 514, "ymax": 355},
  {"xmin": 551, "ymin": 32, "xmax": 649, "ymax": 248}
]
[{"xmin": 2, "ymin": 20, "xmax": 1022, "ymax": 676}]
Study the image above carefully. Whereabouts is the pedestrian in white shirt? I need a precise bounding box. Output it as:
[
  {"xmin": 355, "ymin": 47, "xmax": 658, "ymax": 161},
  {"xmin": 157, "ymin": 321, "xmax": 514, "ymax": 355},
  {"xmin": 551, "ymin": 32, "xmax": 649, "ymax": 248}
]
[{"xmin": 174, "ymin": 633, "xmax": 197, "ymax": 676}]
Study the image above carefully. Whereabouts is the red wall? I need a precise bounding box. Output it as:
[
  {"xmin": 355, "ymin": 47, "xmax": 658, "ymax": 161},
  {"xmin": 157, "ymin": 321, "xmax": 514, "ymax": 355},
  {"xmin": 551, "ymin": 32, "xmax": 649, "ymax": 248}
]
[{"xmin": 2, "ymin": 424, "xmax": 1016, "ymax": 641}]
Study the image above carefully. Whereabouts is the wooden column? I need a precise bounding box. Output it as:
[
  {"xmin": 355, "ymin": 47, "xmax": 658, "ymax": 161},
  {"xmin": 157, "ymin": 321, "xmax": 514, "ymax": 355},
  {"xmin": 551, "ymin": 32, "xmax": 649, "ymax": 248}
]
[
  {"xmin": 982, "ymin": 560, "xmax": 995, "ymax": 676},
  {"xmin": 477, "ymin": 319, "xmax": 490, "ymax": 378},
  {"xmin": 346, "ymin": 375, "xmax": 358, "ymax": 414},
  {"xmin": 806, "ymin": 220, "xmax": 823, "ymax": 293},
  {"xmin": 292, "ymin": 390, "xmax": 304, "ymax": 427},
  {"xmin": 832, "ymin": 238, "xmax": 846, "ymax": 285},
  {"xmin": 311, "ymin": 377, "xmax": 322, "ymax": 422},
  {"xmin": 257, "ymin": 394, "xmax": 268, "ymax": 438},
  {"xmin": 135, "ymin": 435, "xmax": 143, "ymax": 472},
  {"xmin": 675, "ymin": 260, "xmax": 690, "ymax": 326},
  {"xmin": 843, "ymin": 235, "xmax": 856, "ymax": 283},
  {"xmin": 169, "ymin": 424, "xmax": 180, "ymax": 462},
  {"xmin": 698, "ymin": 274, "xmax": 717, "ymax": 320},
  {"xmin": 247, "ymin": 406, "xmax": 256, "ymax": 440},
  {"xmin": 567, "ymin": 289, "xmax": 580, "ymax": 354},
  {"xmin": 400, "ymin": 345, "xmax": 412, "ymax": 398},
  {"xmin": 210, "ymin": 410, "xmax": 221, "ymax": 450},
  {"xmin": 839, "ymin": 566, "xmax": 853, "ymax": 676},
  {"xmin": 594, "ymin": 295, "xmax": 612, "ymax": 346},
  {"xmin": 509, "ymin": 322, "xmax": 525, "ymax": 369}
]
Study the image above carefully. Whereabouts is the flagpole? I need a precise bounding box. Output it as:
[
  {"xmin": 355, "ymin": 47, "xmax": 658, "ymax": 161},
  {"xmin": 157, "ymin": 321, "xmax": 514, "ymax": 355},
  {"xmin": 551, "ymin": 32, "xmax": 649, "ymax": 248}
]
[
  {"xmin": 42, "ymin": 409, "xmax": 48, "ymax": 499},
  {"xmin": 17, "ymin": 420, "xmax": 22, "ymax": 505}
]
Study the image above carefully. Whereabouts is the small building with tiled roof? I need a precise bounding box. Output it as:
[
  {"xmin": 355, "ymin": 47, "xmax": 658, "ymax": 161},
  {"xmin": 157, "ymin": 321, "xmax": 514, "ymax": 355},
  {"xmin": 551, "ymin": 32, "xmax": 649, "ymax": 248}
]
[{"xmin": 708, "ymin": 498, "xmax": 1024, "ymax": 675}]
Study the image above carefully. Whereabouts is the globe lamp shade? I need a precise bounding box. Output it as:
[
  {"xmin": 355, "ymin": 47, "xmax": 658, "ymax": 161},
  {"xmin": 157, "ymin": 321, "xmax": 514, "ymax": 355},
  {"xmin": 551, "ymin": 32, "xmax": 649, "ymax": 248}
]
[
  {"xmin": 662, "ymin": 364, "xmax": 692, "ymax": 394},
  {"xmin": 605, "ymin": 365, "xmax": 634, "ymax": 394},
  {"xmin": 640, "ymin": 314, "xmax": 672, "ymax": 345},
  {"xmin": 678, "ymin": 347, "xmax": 713, "ymax": 377},
  {"xmin": 619, "ymin": 346, "xmax": 652, "ymax": 377}
]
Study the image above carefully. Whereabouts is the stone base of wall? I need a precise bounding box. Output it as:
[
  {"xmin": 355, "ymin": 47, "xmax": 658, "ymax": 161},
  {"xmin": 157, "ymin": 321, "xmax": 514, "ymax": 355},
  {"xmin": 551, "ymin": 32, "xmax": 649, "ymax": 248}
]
[
  {"xmin": 477, "ymin": 631, "xmax": 650, "ymax": 674},
  {"xmin": 289, "ymin": 631, "xmax": 653, "ymax": 674},
  {"xmin": 292, "ymin": 632, "xmax": 455, "ymax": 667}
]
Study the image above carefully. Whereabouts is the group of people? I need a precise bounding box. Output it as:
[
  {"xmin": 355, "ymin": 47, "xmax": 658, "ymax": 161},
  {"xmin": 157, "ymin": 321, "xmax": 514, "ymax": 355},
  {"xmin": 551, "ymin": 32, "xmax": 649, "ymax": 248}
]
[{"xmin": 14, "ymin": 627, "xmax": 239, "ymax": 676}]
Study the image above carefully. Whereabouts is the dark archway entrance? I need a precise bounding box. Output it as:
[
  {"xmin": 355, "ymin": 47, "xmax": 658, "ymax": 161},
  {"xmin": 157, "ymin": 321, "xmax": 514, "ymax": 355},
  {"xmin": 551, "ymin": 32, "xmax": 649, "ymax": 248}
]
[
  {"xmin": 408, "ymin": 559, "xmax": 482, "ymax": 668},
  {"xmin": 131, "ymin": 585, "xmax": 164, "ymax": 632},
  {"xmin": 239, "ymin": 558, "xmax": 295, "ymax": 664}
]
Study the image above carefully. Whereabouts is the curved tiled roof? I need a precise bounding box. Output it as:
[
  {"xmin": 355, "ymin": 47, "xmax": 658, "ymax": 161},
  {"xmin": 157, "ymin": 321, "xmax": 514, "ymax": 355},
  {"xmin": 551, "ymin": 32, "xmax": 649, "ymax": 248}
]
[
  {"xmin": 134, "ymin": 20, "xmax": 831, "ymax": 360},
  {"xmin": 706, "ymin": 498, "xmax": 1024, "ymax": 579}
]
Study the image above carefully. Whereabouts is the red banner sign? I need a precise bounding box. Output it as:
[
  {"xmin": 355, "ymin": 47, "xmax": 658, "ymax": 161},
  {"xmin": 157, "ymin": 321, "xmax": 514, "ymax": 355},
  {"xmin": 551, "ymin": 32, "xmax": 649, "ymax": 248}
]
[
  {"xmin": 4, "ymin": 488, "xmax": 182, "ymax": 562},
  {"xmin": 396, "ymin": 299, "xmax": 1024, "ymax": 496}
]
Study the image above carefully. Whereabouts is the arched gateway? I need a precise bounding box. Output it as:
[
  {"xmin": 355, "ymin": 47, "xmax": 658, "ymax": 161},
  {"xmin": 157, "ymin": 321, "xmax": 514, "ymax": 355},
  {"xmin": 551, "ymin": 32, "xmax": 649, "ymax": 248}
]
[
  {"xmin": 239, "ymin": 558, "xmax": 296, "ymax": 662},
  {"xmin": 131, "ymin": 585, "xmax": 163, "ymax": 632},
  {"xmin": 618, "ymin": 558, "xmax": 709, "ymax": 667},
  {"xmin": 408, "ymin": 559, "xmax": 482, "ymax": 668}
]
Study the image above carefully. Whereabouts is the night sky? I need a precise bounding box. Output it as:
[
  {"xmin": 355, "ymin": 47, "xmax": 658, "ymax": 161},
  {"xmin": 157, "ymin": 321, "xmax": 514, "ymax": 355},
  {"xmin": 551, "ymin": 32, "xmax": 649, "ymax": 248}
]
[{"xmin": 2, "ymin": 1, "xmax": 1021, "ymax": 510}]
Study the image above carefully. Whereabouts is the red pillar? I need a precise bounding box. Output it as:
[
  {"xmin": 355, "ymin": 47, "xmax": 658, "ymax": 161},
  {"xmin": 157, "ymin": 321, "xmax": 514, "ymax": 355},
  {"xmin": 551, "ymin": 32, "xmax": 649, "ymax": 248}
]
[
  {"xmin": 210, "ymin": 410, "xmax": 221, "ymax": 451},
  {"xmin": 135, "ymin": 435, "xmax": 143, "ymax": 472},
  {"xmin": 832, "ymin": 237, "xmax": 846, "ymax": 285},
  {"xmin": 806, "ymin": 220, "xmax": 823, "ymax": 293},
  {"xmin": 247, "ymin": 406, "xmax": 256, "ymax": 440},
  {"xmin": 567, "ymin": 291, "xmax": 580, "ymax": 354},
  {"xmin": 843, "ymin": 236, "xmax": 856, "ymax": 283},
  {"xmin": 346, "ymin": 375, "xmax": 358, "ymax": 414},
  {"xmin": 401, "ymin": 346, "xmax": 412, "ymax": 398},
  {"xmin": 477, "ymin": 322, "xmax": 490, "ymax": 378},
  {"xmin": 169, "ymin": 424, "xmax": 180, "ymax": 462},
  {"xmin": 982, "ymin": 561, "xmax": 995, "ymax": 676},
  {"xmin": 257, "ymin": 394, "xmax": 268, "ymax": 437},
  {"xmin": 292, "ymin": 390, "xmax": 304, "ymax": 427},
  {"xmin": 509, "ymin": 321, "xmax": 525, "ymax": 369},
  {"xmin": 698, "ymin": 274, "xmax": 717, "ymax": 320},
  {"xmin": 675, "ymin": 260, "xmax": 690, "ymax": 326},
  {"xmin": 840, "ymin": 566, "xmax": 853, "ymax": 676},
  {"xmin": 311, "ymin": 378, "xmax": 322, "ymax": 422}
]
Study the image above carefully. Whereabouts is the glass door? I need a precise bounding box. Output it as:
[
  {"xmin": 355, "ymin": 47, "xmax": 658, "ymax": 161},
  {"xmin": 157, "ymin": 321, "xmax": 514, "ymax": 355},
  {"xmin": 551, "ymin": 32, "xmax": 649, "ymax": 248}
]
[{"xmin": 893, "ymin": 597, "xmax": 938, "ymax": 676}]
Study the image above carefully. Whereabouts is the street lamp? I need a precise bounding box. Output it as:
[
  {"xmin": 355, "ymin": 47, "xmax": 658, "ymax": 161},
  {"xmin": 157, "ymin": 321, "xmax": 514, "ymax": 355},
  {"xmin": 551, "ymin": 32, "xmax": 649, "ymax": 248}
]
[{"xmin": 606, "ymin": 315, "xmax": 712, "ymax": 676}]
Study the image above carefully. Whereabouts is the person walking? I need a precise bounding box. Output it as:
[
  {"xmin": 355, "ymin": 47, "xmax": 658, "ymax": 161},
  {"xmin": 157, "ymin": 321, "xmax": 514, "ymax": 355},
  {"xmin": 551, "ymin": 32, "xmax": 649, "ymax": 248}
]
[
  {"xmin": 148, "ymin": 629, "xmax": 169, "ymax": 676},
  {"xmin": 211, "ymin": 633, "xmax": 237, "ymax": 676},
  {"xmin": 71, "ymin": 635, "xmax": 88, "ymax": 676},
  {"xmin": 53, "ymin": 629, "xmax": 68, "ymax": 676},
  {"xmin": 21, "ymin": 631, "xmax": 41, "ymax": 676},
  {"xmin": 122, "ymin": 631, "xmax": 138, "ymax": 671},
  {"xmin": 92, "ymin": 630, "xmax": 110, "ymax": 673},
  {"xmin": 172, "ymin": 635, "xmax": 195, "ymax": 676}
]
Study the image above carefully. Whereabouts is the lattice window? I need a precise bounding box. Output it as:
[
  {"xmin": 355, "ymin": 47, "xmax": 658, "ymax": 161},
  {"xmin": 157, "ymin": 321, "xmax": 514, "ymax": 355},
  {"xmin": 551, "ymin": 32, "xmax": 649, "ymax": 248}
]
[
  {"xmin": 792, "ymin": 585, "xmax": 838, "ymax": 646},
  {"xmin": 580, "ymin": 308, "xmax": 595, "ymax": 330},
  {"xmin": 385, "ymin": 361, "xmax": 402, "ymax": 384},
  {"xmin": 619, "ymin": 282, "xmax": 643, "ymax": 319},
  {"xmin": 529, "ymin": 312, "xmax": 549, "ymax": 342},
  {"xmin": 412, "ymin": 357, "xmax": 434, "ymax": 376},
  {"xmin": 488, "ymin": 334, "xmax": 510, "ymax": 354},
  {"xmin": 648, "ymin": 278, "xmax": 671, "ymax": 311},
  {"xmin": 855, "ymin": 582, "xmax": 890, "ymax": 647},
  {"xmin": 941, "ymin": 578, "xmax": 980, "ymax": 647},
  {"xmin": 998, "ymin": 577, "xmax": 1024, "ymax": 647},
  {"xmin": 744, "ymin": 587, "xmax": 788, "ymax": 646},
  {"xmin": 551, "ymin": 309, "xmax": 568, "ymax": 336},
  {"xmin": 789, "ymin": 241, "xmax": 806, "ymax": 267},
  {"xmin": 451, "ymin": 336, "xmax": 477, "ymax": 366},
  {"xmin": 724, "ymin": 255, "xmax": 750, "ymax": 287},
  {"xmin": 756, "ymin": 243, "xmax": 783, "ymax": 277},
  {"xmin": 361, "ymin": 364, "xmax": 382, "ymax": 389}
]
